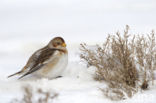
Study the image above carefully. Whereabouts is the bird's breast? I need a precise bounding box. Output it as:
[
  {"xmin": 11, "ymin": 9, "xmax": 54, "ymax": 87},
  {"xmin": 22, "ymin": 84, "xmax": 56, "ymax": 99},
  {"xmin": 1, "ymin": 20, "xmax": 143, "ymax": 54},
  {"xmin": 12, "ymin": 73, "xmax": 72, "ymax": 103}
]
[{"xmin": 36, "ymin": 52, "xmax": 68, "ymax": 79}]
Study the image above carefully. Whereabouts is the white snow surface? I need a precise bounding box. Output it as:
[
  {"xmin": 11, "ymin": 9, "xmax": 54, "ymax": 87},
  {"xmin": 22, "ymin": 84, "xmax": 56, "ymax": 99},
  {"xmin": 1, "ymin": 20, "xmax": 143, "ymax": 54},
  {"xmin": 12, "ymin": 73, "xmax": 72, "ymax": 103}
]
[
  {"xmin": 0, "ymin": 41, "xmax": 156, "ymax": 103},
  {"xmin": 0, "ymin": 0, "xmax": 156, "ymax": 103}
]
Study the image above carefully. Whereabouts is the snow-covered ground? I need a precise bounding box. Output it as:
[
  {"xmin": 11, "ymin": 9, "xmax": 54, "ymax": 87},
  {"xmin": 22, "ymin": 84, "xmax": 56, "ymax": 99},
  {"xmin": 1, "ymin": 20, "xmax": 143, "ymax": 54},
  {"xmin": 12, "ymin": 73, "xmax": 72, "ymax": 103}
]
[
  {"xmin": 0, "ymin": 40, "xmax": 156, "ymax": 103},
  {"xmin": 0, "ymin": 0, "xmax": 156, "ymax": 103}
]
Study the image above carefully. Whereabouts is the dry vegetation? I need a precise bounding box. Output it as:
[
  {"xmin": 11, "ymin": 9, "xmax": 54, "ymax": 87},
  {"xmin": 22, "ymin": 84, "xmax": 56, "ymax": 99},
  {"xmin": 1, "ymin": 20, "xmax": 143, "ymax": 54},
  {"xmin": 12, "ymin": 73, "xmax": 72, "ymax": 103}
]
[
  {"xmin": 80, "ymin": 25, "xmax": 156, "ymax": 100},
  {"xmin": 11, "ymin": 85, "xmax": 58, "ymax": 103}
]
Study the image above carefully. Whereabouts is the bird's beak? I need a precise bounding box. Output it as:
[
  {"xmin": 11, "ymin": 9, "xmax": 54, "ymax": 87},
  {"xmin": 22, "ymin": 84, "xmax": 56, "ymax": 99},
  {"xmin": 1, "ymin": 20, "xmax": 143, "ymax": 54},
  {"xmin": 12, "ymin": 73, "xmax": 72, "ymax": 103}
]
[{"xmin": 62, "ymin": 43, "xmax": 66, "ymax": 47}]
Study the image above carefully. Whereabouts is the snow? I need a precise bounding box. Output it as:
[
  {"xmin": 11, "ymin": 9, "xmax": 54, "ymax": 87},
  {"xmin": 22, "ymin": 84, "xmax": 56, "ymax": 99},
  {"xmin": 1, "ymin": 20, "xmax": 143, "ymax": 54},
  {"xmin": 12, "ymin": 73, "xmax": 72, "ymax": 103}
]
[
  {"xmin": 0, "ymin": 42, "xmax": 156, "ymax": 103},
  {"xmin": 0, "ymin": 0, "xmax": 156, "ymax": 103}
]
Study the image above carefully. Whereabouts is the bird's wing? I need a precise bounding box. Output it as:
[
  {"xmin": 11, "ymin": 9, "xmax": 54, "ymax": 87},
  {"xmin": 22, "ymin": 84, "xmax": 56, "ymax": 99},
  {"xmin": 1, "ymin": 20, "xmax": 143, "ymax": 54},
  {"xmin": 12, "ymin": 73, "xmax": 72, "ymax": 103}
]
[
  {"xmin": 7, "ymin": 47, "xmax": 45, "ymax": 78},
  {"xmin": 18, "ymin": 64, "xmax": 44, "ymax": 79},
  {"xmin": 19, "ymin": 47, "xmax": 62, "ymax": 79}
]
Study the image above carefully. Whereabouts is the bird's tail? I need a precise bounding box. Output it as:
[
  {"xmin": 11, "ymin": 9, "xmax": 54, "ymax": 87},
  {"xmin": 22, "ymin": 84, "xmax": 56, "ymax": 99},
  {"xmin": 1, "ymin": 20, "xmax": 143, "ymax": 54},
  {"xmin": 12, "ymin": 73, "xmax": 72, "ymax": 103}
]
[{"xmin": 7, "ymin": 71, "xmax": 22, "ymax": 78}]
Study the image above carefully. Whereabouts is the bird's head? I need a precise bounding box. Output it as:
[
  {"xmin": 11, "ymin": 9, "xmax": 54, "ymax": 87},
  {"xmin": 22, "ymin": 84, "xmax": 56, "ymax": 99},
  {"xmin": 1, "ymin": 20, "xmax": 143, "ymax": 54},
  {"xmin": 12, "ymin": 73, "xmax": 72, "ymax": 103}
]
[{"xmin": 48, "ymin": 37, "xmax": 66, "ymax": 49}]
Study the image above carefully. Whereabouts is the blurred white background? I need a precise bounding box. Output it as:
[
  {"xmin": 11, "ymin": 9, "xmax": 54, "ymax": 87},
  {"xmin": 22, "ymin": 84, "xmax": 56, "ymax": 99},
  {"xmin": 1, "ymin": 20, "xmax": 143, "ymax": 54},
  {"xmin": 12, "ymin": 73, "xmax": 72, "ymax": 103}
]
[{"xmin": 0, "ymin": 0, "xmax": 156, "ymax": 42}]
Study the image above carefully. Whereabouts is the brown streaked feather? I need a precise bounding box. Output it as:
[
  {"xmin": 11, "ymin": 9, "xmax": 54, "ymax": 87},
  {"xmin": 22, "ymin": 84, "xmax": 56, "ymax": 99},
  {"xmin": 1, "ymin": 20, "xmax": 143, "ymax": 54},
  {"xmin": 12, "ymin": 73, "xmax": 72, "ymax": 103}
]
[
  {"xmin": 18, "ymin": 64, "xmax": 44, "ymax": 79},
  {"xmin": 22, "ymin": 46, "xmax": 55, "ymax": 71},
  {"xmin": 7, "ymin": 46, "xmax": 48, "ymax": 78},
  {"xmin": 7, "ymin": 71, "xmax": 22, "ymax": 78},
  {"xmin": 28, "ymin": 47, "xmax": 67, "ymax": 71},
  {"xmin": 7, "ymin": 65, "xmax": 28, "ymax": 78},
  {"xmin": 17, "ymin": 46, "xmax": 66, "ymax": 79}
]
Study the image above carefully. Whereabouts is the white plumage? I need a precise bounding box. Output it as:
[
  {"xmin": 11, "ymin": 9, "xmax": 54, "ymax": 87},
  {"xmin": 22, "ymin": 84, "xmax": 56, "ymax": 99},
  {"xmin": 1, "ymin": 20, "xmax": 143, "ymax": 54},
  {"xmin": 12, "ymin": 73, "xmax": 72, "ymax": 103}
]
[{"xmin": 35, "ymin": 53, "xmax": 68, "ymax": 79}]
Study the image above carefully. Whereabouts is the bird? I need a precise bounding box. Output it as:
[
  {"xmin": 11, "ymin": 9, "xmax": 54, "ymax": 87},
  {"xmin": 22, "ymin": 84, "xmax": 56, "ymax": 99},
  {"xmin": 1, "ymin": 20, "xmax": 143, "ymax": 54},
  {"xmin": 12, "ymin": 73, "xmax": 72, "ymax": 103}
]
[{"xmin": 8, "ymin": 37, "xmax": 68, "ymax": 79}]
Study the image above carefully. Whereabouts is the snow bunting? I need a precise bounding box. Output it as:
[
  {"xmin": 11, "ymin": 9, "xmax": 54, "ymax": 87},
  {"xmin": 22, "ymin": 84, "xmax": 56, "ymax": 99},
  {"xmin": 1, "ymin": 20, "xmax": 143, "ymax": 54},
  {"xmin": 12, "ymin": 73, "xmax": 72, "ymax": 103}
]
[{"xmin": 8, "ymin": 37, "xmax": 68, "ymax": 79}]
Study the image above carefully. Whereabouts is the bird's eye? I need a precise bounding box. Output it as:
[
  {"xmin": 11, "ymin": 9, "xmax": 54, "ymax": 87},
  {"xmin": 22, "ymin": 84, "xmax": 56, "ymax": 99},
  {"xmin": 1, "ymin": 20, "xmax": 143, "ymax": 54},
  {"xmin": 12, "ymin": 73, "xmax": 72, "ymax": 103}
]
[{"xmin": 57, "ymin": 42, "xmax": 60, "ymax": 45}]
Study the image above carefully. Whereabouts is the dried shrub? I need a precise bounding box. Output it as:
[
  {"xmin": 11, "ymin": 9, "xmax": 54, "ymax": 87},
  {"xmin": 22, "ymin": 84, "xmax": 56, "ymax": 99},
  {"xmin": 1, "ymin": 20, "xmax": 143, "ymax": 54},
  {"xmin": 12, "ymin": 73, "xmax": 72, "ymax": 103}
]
[
  {"xmin": 135, "ymin": 31, "xmax": 156, "ymax": 88},
  {"xmin": 11, "ymin": 85, "xmax": 58, "ymax": 103},
  {"xmin": 80, "ymin": 25, "xmax": 156, "ymax": 100}
]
